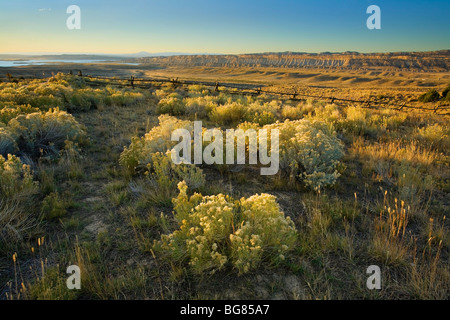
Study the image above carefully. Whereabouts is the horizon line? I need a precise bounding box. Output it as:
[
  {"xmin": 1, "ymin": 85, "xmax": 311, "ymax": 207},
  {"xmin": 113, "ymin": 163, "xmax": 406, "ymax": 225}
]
[{"xmin": 0, "ymin": 49, "xmax": 449, "ymax": 56}]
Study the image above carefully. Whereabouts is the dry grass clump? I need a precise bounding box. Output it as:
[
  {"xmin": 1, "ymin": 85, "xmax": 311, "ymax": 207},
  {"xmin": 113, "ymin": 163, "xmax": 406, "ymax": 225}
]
[{"xmin": 0, "ymin": 155, "xmax": 39, "ymax": 251}]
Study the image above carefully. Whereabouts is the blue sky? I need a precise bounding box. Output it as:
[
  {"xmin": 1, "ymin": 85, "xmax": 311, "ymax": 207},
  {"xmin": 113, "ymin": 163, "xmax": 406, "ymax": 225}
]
[{"xmin": 0, "ymin": 0, "xmax": 449, "ymax": 54}]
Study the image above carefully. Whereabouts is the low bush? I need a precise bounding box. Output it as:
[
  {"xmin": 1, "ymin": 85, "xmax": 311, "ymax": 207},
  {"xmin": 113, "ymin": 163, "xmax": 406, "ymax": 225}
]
[
  {"xmin": 209, "ymin": 102, "xmax": 247, "ymax": 126},
  {"xmin": 0, "ymin": 104, "xmax": 40, "ymax": 124},
  {"xmin": 41, "ymin": 192, "xmax": 68, "ymax": 220},
  {"xmin": 441, "ymin": 85, "xmax": 450, "ymax": 101},
  {"xmin": 183, "ymin": 96, "xmax": 217, "ymax": 118},
  {"xmin": 141, "ymin": 152, "xmax": 205, "ymax": 205},
  {"xmin": 265, "ymin": 119, "xmax": 345, "ymax": 190},
  {"xmin": 281, "ymin": 104, "xmax": 305, "ymax": 120},
  {"xmin": 0, "ymin": 127, "xmax": 18, "ymax": 157},
  {"xmin": 156, "ymin": 181, "xmax": 297, "ymax": 275},
  {"xmin": 7, "ymin": 108, "xmax": 87, "ymax": 159},
  {"xmin": 418, "ymin": 89, "xmax": 441, "ymax": 103},
  {"xmin": 119, "ymin": 115, "xmax": 193, "ymax": 173},
  {"xmin": 416, "ymin": 123, "xmax": 450, "ymax": 152},
  {"xmin": 156, "ymin": 96, "xmax": 185, "ymax": 115}
]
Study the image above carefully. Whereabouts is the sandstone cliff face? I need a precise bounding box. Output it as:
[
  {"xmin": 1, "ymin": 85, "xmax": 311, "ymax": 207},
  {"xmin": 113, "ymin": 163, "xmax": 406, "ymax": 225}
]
[{"xmin": 136, "ymin": 51, "xmax": 450, "ymax": 71}]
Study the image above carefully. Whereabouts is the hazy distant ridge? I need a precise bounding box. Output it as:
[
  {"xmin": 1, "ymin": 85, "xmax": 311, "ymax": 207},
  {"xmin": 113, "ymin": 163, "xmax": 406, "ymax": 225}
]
[{"xmin": 135, "ymin": 50, "xmax": 450, "ymax": 71}]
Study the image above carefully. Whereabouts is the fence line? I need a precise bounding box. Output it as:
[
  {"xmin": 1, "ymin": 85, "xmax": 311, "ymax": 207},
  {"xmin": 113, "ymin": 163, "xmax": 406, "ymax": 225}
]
[
  {"xmin": 82, "ymin": 75, "xmax": 450, "ymax": 115},
  {"xmin": 5, "ymin": 73, "xmax": 450, "ymax": 115}
]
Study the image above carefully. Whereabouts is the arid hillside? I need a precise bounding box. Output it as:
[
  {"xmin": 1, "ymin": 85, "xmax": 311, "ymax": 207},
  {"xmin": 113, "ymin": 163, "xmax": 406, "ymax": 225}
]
[{"xmin": 135, "ymin": 50, "xmax": 450, "ymax": 72}]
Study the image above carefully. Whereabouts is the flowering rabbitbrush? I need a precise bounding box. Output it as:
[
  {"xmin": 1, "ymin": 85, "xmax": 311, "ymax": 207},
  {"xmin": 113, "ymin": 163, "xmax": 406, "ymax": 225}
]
[
  {"xmin": 171, "ymin": 121, "xmax": 280, "ymax": 175},
  {"xmin": 156, "ymin": 181, "xmax": 297, "ymax": 275}
]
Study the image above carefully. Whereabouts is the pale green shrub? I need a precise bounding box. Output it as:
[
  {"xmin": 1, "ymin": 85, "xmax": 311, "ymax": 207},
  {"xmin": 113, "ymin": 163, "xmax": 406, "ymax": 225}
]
[
  {"xmin": 154, "ymin": 89, "xmax": 169, "ymax": 99},
  {"xmin": 0, "ymin": 104, "xmax": 40, "ymax": 124},
  {"xmin": 157, "ymin": 182, "xmax": 297, "ymax": 275},
  {"xmin": 337, "ymin": 105, "xmax": 375, "ymax": 136},
  {"xmin": 7, "ymin": 108, "xmax": 87, "ymax": 159},
  {"xmin": 144, "ymin": 152, "xmax": 205, "ymax": 202},
  {"xmin": 264, "ymin": 119, "xmax": 345, "ymax": 190},
  {"xmin": 0, "ymin": 127, "xmax": 18, "ymax": 157},
  {"xmin": 416, "ymin": 123, "xmax": 450, "ymax": 152},
  {"xmin": 230, "ymin": 193, "xmax": 297, "ymax": 274},
  {"xmin": 187, "ymin": 85, "xmax": 209, "ymax": 98},
  {"xmin": 156, "ymin": 96, "xmax": 185, "ymax": 115},
  {"xmin": 67, "ymin": 91, "xmax": 94, "ymax": 111},
  {"xmin": 119, "ymin": 115, "xmax": 193, "ymax": 173},
  {"xmin": 244, "ymin": 101, "xmax": 279, "ymax": 125},
  {"xmin": 0, "ymin": 154, "xmax": 37, "ymax": 200},
  {"xmin": 281, "ymin": 104, "xmax": 304, "ymax": 120},
  {"xmin": 209, "ymin": 102, "xmax": 247, "ymax": 125},
  {"xmin": 183, "ymin": 96, "xmax": 217, "ymax": 118},
  {"xmin": 0, "ymin": 74, "xmax": 147, "ymax": 113},
  {"xmin": 104, "ymin": 90, "xmax": 146, "ymax": 107},
  {"xmin": 159, "ymin": 181, "xmax": 233, "ymax": 273},
  {"xmin": 308, "ymin": 104, "xmax": 341, "ymax": 123}
]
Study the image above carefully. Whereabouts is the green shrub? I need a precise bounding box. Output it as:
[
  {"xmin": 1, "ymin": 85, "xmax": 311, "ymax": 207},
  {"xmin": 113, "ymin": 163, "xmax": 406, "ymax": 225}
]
[
  {"xmin": 67, "ymin": 92, "xmax": 94, "ymax": 111},
  {"xmin": 442, "ymin": 85, "xmax": 450, "ymax": 100},
  {"xmin": 142, "ymin": 152, "xmax": 205, "ymax": 205},
  {"xmin": 281, "ymin": 104, "xmax": 305, "ymax": 120},
  {"xmin": 418, "ymin": 89, "xmax": 441, "ymax": 103},
  {"xmin": 183, "ymin": 96, "xmax": 217, "ymax": 118},
  {"xmin": 157, "ymin": 182, "xmax": 297, "ymax": 275},
  {"xmin": 0, "ymin": 154, "xmax": 37, "ymax": 199},
  {"xmin": 104, "ymin": 89, "xmax": 145, "ymax": 107},
  {"xmin": 264, "ymin": 119, "xmax": 345, "ymax": 190},
  {"xmin": 416, "ymin": 123, "xmax": 450, "ymax": 152},
  {"xmin": 247, "ymin": 110, "xmax": 276, "ymax": 126},
  {"xmin": 0, "ymin": 104, "xmax": 40, "ymax": 124},
  {"xmin": 0, "ymin": 127, "xmax": 18, "ymax": 157},
  {"xmin": 7, "ymin": 108, "xmax": 86, "ymax": 159},
  {"xmin": 244, "ymin": 101, "xmax": 280, "ymax": 125},
  {"xmin": 41, "ymin": 192, "xmax": 68, "ymax": 220},
  {"xmin": 209, "ymin": 102, "xmax": 247, "ymax": 126},
  {"xmin": 230, "ymin": 193, "xmax": 298, "ymax": 273},
  {"xmin": 119, "ymin": 115, "xmax": 192, "ymax": 173},
  {"xmin": 156, "ymin": 96, "xmax": 185, "ymax": 115},
  {"xmin": 444, "ymin": 91, "xmax": 450, "ymax": 102}
]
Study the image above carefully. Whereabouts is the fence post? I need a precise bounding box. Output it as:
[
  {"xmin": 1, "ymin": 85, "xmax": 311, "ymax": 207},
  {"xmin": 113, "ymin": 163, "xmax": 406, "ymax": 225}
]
[
  {"xmin": 171, "ymin": 78, "xmax": 179, "ymax": 88},
  {"xmin": 434, "ymin": 105, "xmax": 439, "ymax": 114},
  {"xmin": 292, "ymin": 88, "xmax": 297, "ymax": 99}
]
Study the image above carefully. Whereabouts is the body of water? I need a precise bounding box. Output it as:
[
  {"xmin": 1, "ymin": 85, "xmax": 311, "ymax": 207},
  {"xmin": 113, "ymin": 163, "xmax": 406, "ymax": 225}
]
[{"xmin": 0, "ymin": 60, "xmax": 139, "ymax": 67}]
